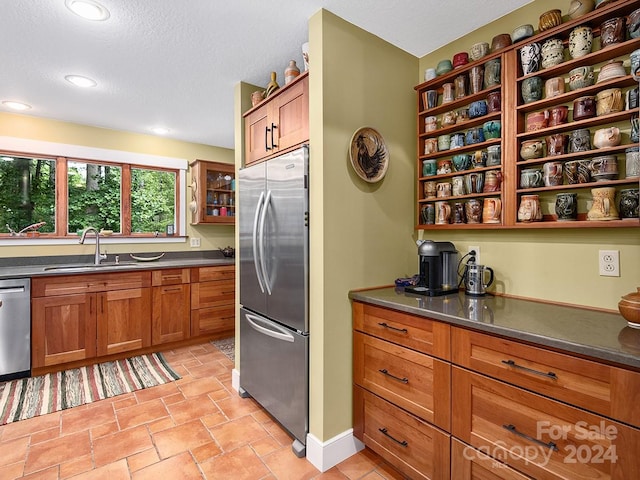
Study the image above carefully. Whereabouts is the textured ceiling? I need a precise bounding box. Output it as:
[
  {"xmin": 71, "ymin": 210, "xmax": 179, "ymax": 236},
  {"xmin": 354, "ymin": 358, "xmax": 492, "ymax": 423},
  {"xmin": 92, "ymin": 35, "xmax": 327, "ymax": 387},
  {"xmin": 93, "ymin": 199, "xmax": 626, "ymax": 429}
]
[{"xmin": 0, "ymin": 0, "xmax": 532, "ymax": 148}]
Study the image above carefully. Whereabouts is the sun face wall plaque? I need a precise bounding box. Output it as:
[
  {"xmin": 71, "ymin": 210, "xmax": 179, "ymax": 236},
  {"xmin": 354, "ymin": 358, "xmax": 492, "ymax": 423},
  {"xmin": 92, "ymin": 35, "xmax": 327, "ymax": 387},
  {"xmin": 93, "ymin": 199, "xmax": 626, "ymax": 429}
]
[{"xmin": 349, "ymin": 127, "xmax": 389, "ymax": 183}]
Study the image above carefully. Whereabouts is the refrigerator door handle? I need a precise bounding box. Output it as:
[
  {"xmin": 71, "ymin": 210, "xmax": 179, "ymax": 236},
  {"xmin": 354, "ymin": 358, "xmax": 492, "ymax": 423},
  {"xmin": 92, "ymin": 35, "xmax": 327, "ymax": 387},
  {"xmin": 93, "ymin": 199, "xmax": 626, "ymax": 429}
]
[
  {"xmin": 245, "ymin": 313, "xmax": 294, "ymax": 343},
  {"xmin": 259, "ymin": 190, "xmax": 273, "ymax": 295},
  {"xmin": 252, "ymin": 191, "xmax": 266, "ymax": 293}
]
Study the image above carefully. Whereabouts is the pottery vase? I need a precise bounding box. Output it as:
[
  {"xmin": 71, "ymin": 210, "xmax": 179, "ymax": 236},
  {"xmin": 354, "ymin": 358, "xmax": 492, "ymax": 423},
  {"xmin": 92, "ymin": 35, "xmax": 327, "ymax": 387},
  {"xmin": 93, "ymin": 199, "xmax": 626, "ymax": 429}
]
[
  {"xmin": 587, "ymin": 187, "xmax": 618, "ymax": 220},
  {"xmin": 541, "ymin": 38, "xmax": 565, "ymax": 69},
  {"xmin": 520, "ymin": 42, "xmax": 542, "ymax": 75},
  {"xmin": 568, "ymin": 25, "xmax": 593, "ymax": 59},
  {"xmin": 284, "ymin": 60, "xmax": 300, "ymax": 85},
  {"xmin": 518, "ymin": 194, "xmax": 543, "ymax": 222},
  {"xmin": 265, "ymin": 72, "xmax": 280, "ymax": 98},
  {"xmin": 619, "ymin": 188, "xmax": 639, "ymax": 219}
]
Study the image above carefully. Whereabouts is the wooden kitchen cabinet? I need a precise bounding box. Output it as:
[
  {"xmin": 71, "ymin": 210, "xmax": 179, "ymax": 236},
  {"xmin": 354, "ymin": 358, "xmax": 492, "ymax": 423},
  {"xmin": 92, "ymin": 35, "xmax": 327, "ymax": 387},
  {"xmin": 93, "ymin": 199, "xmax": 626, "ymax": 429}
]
[
  {"xmin": 190, "ymin": 265, "xmax": 235, "ymax": 337},
  {"xmin": 244, "ymin": 72, "xmax": 309, "ymax": 166},
  {"xmin": 32, "ymin": 293, "xmax": 96, "ymax": 369},
  {"xmin": 96, "ymin": 287, "xmax": 151, "ymax": 356},
  {"xmin": 452, "ymin": 366, "xmax": 640, "ymax": 479},
  {"xmin": 31, "ymin": 271, "xmax": 151, "ymax": 374},
  {"xmin": 190, "ymin": 160, "xmax": 235, "ymax": 224},
  {"xmin": 151, "ymin": 269, "xmax": 191, "ymax": 345}
]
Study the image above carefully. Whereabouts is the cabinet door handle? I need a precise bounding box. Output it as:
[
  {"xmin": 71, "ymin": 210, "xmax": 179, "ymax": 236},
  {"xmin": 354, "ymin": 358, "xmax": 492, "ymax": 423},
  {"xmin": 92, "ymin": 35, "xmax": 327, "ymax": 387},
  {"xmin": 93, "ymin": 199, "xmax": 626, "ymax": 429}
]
[
  {"xmin": 503, "ymin": 424, "xmax": 559, "ymax": 451},
  {"xmin": 378, "ymin": 322, "xmax": 408, "ymax": 334},
  {"xmin": 163, "ymin": 287, "xmax": 182, "ymax": 292},
  {"xmin": 265, "ymin": 126, "xmax": 272, "ymax": 151},
  {"xmin": 270, "ymin": 123, "xmax": 278, "ymax": 148},
  {"xmin": 501, "ymin": 359, "xmax": 557, "ymax": 379},
  {"xmin": 378, "ymin": 369, "xmax": 409, "ymax": 384},
  {"xmin": 378, "ymin": 428, "xmax": 408, "ymax": 447}
]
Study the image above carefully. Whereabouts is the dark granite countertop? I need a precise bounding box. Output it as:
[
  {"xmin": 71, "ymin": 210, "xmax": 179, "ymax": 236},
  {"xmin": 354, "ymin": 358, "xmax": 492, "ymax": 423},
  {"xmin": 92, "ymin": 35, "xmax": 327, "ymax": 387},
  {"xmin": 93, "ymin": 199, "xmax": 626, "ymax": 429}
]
[
  {"xmin": 349, "ymin": 287, "xmax": 640, "ymax": 370},
  {"xmin": 0, "ymin": 251, "xmax": 235, "ymax": 280}
]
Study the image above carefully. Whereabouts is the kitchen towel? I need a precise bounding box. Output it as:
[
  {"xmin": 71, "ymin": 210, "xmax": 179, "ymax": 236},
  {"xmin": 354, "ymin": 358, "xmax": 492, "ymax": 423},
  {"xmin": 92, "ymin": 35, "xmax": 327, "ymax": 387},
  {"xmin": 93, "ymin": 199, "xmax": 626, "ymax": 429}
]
[{"xmin": 0, "ymin": 352, "xmax": 180, "ymax": 425}]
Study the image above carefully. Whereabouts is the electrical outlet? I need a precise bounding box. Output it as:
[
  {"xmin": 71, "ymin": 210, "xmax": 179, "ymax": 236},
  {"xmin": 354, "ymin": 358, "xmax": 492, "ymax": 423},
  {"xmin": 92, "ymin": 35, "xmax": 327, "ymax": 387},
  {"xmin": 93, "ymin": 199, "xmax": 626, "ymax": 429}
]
[
  {"xmin": 599, "ymin": 249, "xmax": 619, "ymax": 277},
  {"xmin": 190, "ymin": 237, "xmax": 201, "ymax": 248},
  {"xmin": 468, "ymin": 245, "xmax": 480, "ymax": 264}
]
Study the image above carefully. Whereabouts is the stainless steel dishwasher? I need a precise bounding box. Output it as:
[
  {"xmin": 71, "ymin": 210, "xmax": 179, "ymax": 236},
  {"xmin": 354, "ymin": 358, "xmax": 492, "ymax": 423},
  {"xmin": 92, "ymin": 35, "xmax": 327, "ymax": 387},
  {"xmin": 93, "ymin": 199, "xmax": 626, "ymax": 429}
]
[{"xmin": 0, "ymin": 278, "xmax": 31, "ymax": 381}]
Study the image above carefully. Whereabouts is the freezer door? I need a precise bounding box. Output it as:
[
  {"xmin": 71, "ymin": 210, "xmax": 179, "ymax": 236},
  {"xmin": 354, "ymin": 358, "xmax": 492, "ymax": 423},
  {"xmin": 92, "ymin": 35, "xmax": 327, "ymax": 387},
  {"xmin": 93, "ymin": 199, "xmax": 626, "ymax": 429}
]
[
  {"xmin": 239, "ymin": 161, "xmax": 267, "ymax": 315},
  {"xmin": 239, "ymin": 308, "xmax": 308, "ymax": 445},
  {"xmin": 263, "ymin": 146, "xmax": 309, "ymax": 333}
]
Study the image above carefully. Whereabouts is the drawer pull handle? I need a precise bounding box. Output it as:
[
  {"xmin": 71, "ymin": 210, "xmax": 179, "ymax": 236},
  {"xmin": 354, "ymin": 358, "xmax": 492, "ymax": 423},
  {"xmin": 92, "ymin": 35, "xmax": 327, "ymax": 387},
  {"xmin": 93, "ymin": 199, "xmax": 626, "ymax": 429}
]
[
  {"xmin": 379, "ymin": 428, "xmax": 408, "ymax": 447},
  {"xmin": 503, "ymin": 424, "xmax": 559, "ymax": 451},
  {"xmin": 164, "ymin": 287, "xmax": 182, "ymax": 292},
  {"xmin": 378, "ymin": 369, "xmax": 409, "ymax": 384},
  {"xmin": 378, "ymin": 322, "xmax": 408, "ymax": 334},
  {"xmin": 501, "ymin": 359, "xmax": 557, "ymax": 379}
]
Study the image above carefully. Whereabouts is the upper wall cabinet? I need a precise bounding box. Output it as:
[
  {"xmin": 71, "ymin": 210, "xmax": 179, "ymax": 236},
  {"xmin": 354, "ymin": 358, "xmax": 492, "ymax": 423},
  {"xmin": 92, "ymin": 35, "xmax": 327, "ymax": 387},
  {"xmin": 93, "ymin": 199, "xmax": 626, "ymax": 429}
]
[
  {"xmin": 190, "ymin": 160, "xmax": 235, "ymax": 225},
  {"xmin": 415, "ymin": 0, "xmax": 640, "ymax": 229},
  {"xmin": 244, "ymin": 72, "xmax": 309, "ymax": 165}
]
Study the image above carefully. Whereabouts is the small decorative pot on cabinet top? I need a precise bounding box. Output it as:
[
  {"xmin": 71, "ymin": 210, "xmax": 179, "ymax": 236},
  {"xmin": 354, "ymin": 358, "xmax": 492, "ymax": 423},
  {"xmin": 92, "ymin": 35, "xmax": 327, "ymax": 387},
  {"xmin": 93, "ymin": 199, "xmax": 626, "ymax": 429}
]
[{"xmin": 539, "ymin": 9, "xmax": 562, "ymax": 31}]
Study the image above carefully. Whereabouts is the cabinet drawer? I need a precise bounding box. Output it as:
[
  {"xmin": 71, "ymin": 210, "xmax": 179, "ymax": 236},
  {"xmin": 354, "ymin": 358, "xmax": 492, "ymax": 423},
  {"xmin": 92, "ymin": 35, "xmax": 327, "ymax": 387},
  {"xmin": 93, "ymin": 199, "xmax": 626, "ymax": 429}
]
[
  {"xmin": 191, "ymin": 305, "xmax": 235, "ymax": 337},
  {"xmin": 151, "ymin": 268, "xmax": 190, "ymax": 286},
  {"xmin": 190, "ymin": 280, "xmax": 235, "ymax": 309},
  {"xmin": 451, "ymin": 439, "xmax": 532, "ymax": 480},
  {"xmin": 190, "ymin": 265, "xmax": 235, "ymax": 283},
  {"xmin": 452, "ymin": 367, "xmax": 640, "ymax": 480},
  {"xmin": 354, "ymin": 386, "xmax": 450, "ymax": 480},
  {"xmin": 353, "ymin": 302, "xmax": 450, "ymax": 360},
  {"xmin": 354, "ymin": 331, "xmax": 450, "ymax": 430},
  {"xmin": 32, "ymin": 272, "xmax": 151, "ymax": 297},
  {"xmin": 452, "ymin": 327, "xmax": 640, "ymax": 427}
]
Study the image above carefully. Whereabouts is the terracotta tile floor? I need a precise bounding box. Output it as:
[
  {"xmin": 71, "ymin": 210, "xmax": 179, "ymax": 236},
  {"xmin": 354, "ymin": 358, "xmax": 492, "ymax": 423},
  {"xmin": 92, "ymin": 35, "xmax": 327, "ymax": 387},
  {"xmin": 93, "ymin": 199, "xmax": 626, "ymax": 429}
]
[{"xmin": 0, "ymin": 342, "xmax": 403, "ymax": 479}]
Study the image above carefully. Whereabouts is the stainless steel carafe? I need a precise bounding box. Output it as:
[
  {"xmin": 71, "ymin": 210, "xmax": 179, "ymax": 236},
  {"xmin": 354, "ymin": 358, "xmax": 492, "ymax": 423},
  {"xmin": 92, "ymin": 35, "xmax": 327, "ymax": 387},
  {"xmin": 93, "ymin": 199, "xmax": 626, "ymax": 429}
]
[{"xmin": 463, "ymin": 263, "xmax": 494, "ymax": 296}]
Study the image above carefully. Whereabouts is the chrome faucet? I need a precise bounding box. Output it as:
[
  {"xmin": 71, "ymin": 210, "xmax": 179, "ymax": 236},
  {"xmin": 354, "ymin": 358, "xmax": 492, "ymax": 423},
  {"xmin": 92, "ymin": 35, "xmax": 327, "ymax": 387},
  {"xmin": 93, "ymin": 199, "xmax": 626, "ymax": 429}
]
[{"xmin": 79, "ymin": 227, "xmax": 107, "ymax": 265}]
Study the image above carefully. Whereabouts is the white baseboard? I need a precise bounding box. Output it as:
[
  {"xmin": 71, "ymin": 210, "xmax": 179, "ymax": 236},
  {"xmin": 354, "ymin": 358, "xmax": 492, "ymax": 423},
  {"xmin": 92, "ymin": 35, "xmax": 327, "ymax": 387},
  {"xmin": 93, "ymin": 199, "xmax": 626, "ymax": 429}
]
[
  {"xmin": 306, "ymin": 429, "xmax": 365, "ymax": 472},
  {"xmin": 231, "ymin": 368, "xmax": 240, "ymax": 392}
]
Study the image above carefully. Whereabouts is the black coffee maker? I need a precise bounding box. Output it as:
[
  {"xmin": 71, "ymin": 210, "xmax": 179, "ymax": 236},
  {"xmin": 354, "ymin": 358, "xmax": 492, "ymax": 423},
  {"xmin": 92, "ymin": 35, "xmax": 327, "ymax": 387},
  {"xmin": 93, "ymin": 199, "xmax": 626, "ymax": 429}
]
[{"xmin": 405, "ymin": 240, "xmax": 459, "ymax": 296}]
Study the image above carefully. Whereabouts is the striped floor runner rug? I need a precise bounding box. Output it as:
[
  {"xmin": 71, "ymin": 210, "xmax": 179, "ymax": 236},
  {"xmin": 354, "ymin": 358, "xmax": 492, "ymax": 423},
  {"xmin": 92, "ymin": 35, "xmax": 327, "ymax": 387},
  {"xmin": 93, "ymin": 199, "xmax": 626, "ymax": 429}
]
[{"xmin": 0, "ymin": 352, "xmax": 180, "ymax": 425}]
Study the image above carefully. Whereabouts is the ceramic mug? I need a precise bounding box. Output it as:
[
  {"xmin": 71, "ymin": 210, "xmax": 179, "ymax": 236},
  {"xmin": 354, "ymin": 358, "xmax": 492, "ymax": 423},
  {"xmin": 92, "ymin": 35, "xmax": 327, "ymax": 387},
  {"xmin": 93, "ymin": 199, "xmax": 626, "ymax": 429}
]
[
  {"xmin": 457, "ymin": 108, "xmax": 470, "ymax": 123},
  {"xmin": 437, "ymin": 134, "xmax": 451, "ymax": 151},
  {"xmin": 568, "ymin": 25, "xmax": 593, "ymax": 59},
  {"xmin": 424, "ymin": 180, "xmax": 438, "ymax": 199},
  {"xmin": 595, "ymin": 88, "xmax": 623, "ymax": 116},
  {"xmin": 590, "ymin": 155, "xmax": 618, "ymax": 181},
  {"xmin": 543, "ymin": 161, "xmax": 564, "ymax": 186},
  {"xmin": 521, "ymin": 76, "xmax": 543, "ymax": 104},
  {"xmin": 482, "ymin": 197, "xmax": 502, "ymax": 224},
  {"xmin": 520, "ymin": 168, "xmax": 544, "ymax": 188},
  {"xmin": 520, "ymin": 42, "xmax": 542, "ymax": 75},
  {"xmin": 453, "ymin": 202, "xmax": 467, "ymax": 224},
  {"xmin": 454, "ymin": 74, "xmax": 468, "ymax": 99},
  {"xmin": 520, "ymin": 139, "xmax": 544, "ymax": 160},
  {"xmin": 421, "ymin": 204, "xmax": 435, "ymax": 224},
  {"xmin": 573, "ymin": 96, "xmax": 596, "ymax": 120},
  {"xmin": 545, "ymin": 134, "xmax": 567, "ymax": 156},
  {"xmin": 484, "ymin": 58, "xmax": 501, "ymax": 87},
  {"xmin": 469, "ymin": 66, "xmax": 484, "ymax": 94},
  {"xmin": 564, "ymin": 160, "xmax": 580, "ymax": 184},
  {"xmin": 541, "ymin": 38, "xmax": 565, "ymax": 69},
  {"xmin": 450, "ymin": 133, "xmax": 465, "ymax": 150},
  {"xmin": 518, "ymin": 194, "xmax": 543, "ymax": 222},
  {"xmin": 470, "ymin": 42, "xmax": 490, "ymax": 61},
  {"xmin": 483, "ymin": 120, "xmax": 501, "ymax": 139},
  {"xmin": 466, "ymin": 127, "xmax": 485, "ymax": 145},
  {"xmin": 437, "ymin": 158, "xmax": 453, "ymax": 174},
  {"xmin": 472, "ymin": 150, "xmax": 487, "ymax": 168},
  {"xmin": 483, "ymin": 171, "xmax": 502, "ymax": 193},
  {"xmin": 464, "ymin": 172, "xmax": 484, "ymax": 194},
  {"xmin": 486, "ymin": 145, "xmax": 501, "ymax": 166},
  {"xmin": 435, "ymin": 201, "xmax": 452, "ymax": 224},
  {"xmin": 549, "ymin": 106, "xmax": 569, "ymax": 127},
  {"xmin": 442, "ymin": 110, "xmax": 458, "ymax": 126},
  {"xmin": 465, "ymin": 198, "xmax": 483, "ymax": 224},
  {"xmin": 436, "ymin": 182, "xmax": 452, "ymax": 198},
  {"xmin": 526, "ymin": 110, "xmax": 549, "ymax": 131},
  {"xmin": 424, "ymin": 90, "xmax": 438, "ymax": 109},
  {"xmin": 424, "ymin": 116, "xmax": 438, "ymax": 132},
  {"xmin": 468, "ymin": 100, "xmax": 488, "ymax": 119},
  {"xmin": 568, "ymin": 65, "xmax": 595, "ymax": 90},
  {"xmin": 424, "ymin": 138, "xmax": 438, "ymax": 154},
  {"xmin": 619, "ymin": 188, "xmax": 639, "ymax": 219},
  {"xmin": 587, "ymin": 186, "xmax": 619, "ymax": 220},
  {"xmin": 422, "ymin": 158, "xmax": 437, "ymax": 176},
  {"xmin": 545, "ymin": 77, "xmax": 565, "ymax": 98},
  {"xmin": 486, "ymin": 91, "xmax": 501, "ymax": 113},
  {"xmin": 555, "ymin": 192, "xmax": 578, "ymax": 221},
  {"xmin": 593, "ymin": 127, "xmax": 621, "ymax": 149},
  {"xmin": 452, "ymin": 153, "xmax": 473, "ymax": 172},
  {"xmin": 452, "ymin": 176, "xmax": 466, "ymax": 196},
  {"xmin": 626, "ymin": 147, "xmax": 640, "ymax": 178},
  {"xmin": 568, "ymin": 128, "xmax": 591, "ymax": 153},
  {"xmin": 600, "ymin": 17, "xmax": 626, "ymax": 49},
  {"xmin": 442, "ymin": 83, "xmax": 455, "ymax": 103}
]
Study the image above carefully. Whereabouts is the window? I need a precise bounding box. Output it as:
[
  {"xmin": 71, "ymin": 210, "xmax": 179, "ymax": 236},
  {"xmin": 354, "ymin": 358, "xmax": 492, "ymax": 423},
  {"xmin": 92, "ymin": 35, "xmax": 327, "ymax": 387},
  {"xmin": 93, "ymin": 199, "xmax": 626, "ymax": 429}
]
[
  {"xmin": 0, "ymin": 146, "xmax": 184, "ymax": 238},
  {"xmin": 0, "ymin": 155, "xmax": 56, "ymax": 234}
]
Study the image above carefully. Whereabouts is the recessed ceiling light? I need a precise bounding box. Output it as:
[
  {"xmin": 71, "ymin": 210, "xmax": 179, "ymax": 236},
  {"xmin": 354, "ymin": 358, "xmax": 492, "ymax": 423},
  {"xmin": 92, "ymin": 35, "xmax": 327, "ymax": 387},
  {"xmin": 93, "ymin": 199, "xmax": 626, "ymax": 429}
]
[
  {"xmin": 65, "ymin": 75, "xmax": 97, "ymax": 88},
  {"xmin": 2, "ymin": 101, "xmax": 32, "ymax": 111},
  {"xmin": 65, "ymin": 0, "xmax": 110, "ymax": 21},
  {"xmin": 151, "ymin": 127, "xmax": 170, "ymax": 135}
]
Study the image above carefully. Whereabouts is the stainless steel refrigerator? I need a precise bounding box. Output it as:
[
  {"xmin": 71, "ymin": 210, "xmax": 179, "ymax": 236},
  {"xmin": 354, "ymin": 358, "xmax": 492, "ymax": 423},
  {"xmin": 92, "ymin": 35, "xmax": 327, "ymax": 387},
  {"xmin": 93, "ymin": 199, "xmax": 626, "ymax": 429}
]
[{"xmin": 238, "ymin": 145, "xmax": 309, "ymax": 457}]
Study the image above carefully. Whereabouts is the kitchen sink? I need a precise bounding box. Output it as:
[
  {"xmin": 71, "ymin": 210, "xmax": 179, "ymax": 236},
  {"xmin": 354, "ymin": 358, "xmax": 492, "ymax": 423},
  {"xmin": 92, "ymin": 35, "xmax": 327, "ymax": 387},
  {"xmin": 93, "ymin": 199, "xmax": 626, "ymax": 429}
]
[{"xmin": 42, "ymin": 262, "xmax": 141, "ymax": 272}]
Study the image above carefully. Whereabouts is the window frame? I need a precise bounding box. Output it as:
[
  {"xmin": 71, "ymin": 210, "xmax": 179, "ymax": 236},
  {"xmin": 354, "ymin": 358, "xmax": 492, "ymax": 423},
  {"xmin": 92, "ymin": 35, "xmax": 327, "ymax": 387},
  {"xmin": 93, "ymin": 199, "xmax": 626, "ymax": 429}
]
[{"xmin": 0, "ymin": 136, "xmax": 187, "ymax": 244}]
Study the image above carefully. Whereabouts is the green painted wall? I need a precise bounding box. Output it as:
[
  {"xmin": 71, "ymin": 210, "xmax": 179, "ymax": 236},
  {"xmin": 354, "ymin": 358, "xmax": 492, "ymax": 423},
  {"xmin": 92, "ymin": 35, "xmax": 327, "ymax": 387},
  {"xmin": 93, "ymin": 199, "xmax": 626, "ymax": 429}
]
[
  {"xmin": 0, "ymin": 111, "xmax": 235, "ymax": 257},
  {"xmin": 308, "ymin": 9, "xmax": 417, "ymax": 441}
]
